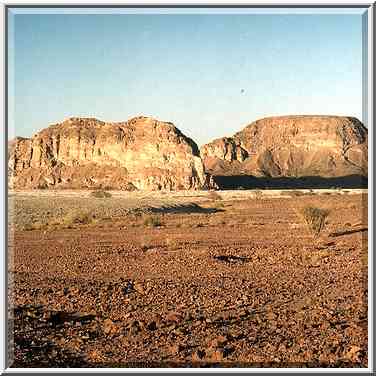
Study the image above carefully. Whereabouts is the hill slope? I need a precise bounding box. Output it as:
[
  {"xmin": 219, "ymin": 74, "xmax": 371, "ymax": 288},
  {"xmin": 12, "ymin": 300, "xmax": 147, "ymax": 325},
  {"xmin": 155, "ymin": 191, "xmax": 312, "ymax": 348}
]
[
  {"xmin": 8, "ymin": 116, "xmax": 211, "ymax": 190},
  {"xmin": 200, "ymin": 115, "xmax": 367, "ymax": 188}
]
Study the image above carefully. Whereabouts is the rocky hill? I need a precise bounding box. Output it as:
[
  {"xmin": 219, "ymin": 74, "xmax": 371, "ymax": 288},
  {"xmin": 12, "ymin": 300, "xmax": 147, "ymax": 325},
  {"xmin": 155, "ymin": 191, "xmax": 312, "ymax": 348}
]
[
  {"xmin": 200, "ymin": 115, "xmax": 367, "ymax": 188},
  {"xmin": 8, "ymin": 116, "xmax": 212, "ymax": 191},
  {"xmin": 9, "ymin": 115, "xmax": 368, "ymax": 191}
]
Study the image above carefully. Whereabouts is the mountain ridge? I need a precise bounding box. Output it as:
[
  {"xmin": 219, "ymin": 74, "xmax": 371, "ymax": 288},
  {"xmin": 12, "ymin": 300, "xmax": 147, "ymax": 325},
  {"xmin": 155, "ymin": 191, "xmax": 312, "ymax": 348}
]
[{"xmin": 8, "ymin": 115, "xmax": 368, "ymax": 190}]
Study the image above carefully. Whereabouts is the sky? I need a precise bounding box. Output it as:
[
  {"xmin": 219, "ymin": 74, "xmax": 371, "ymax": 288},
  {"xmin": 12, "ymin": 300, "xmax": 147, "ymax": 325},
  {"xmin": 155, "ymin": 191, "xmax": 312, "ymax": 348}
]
[{"xmin": 8, "ymin": 9, "xmax": 365, "ymax": 146}]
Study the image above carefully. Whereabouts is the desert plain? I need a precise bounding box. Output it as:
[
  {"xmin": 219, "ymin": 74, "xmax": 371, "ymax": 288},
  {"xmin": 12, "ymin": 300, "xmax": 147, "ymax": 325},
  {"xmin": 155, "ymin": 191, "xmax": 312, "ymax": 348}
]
[{"xmin": 8, "ymin": 188, "xmax": 368, "ymax": 368}]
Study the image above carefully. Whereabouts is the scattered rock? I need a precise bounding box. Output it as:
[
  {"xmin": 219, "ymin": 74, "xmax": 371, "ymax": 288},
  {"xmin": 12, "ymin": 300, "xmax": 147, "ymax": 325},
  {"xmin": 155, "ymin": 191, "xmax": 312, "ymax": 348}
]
[
  {"xmin": 166, "ymin": 311, "xmax": 182, "ymax": 323},
  {"xmin": 192, "ymin": 349, "xmax": 206, "ymax": 362},
  {"xmin": 146, "ymin": 321, "xmax": 158, "ymax": 331},
  {"xmin": 102, "ymin": 319, "xmax": 118, "ymax": 336}
]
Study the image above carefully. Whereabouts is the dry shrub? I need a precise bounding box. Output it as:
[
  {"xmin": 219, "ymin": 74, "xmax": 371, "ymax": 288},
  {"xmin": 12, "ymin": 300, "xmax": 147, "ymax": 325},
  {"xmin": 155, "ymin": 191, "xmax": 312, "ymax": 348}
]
[
  {"xmin": 282, "ymin": 190, "xmax": 305, "ymax": 197},
  {"xmin": 20, "ymin": 210, "xmax": 95, "ymax": 231},
  {"xmin": 30, "ymin": 221, "xmax": 45, "ymax": 230},
  {"xmin": 208, "ymin": 191, "xmax": 223, "ymax": 201},
  {"xmin": 20, "ymin": 223, "xmax": 33, "ymax": 231},
  {"xmin": 143, "ymin": 215, "xmax": 163, "ymax": 227},
  {"xmin": 253, "ymin": 189, "xmax": 263, "ymax": 199},
  {"xmin": 125, "ymin": 182, "xmax": 138, "ymax": 191},
  {"xmin": 165, "ymin": 237, "xmax": 179, "ymax": 249},
  {"xmin": 20, "ymin": 220, "xmax": 47, "ymax": 231},
  {"xmin": 62, "ymin": 210, "xmax": 95, "ymax": 226},
  {"xmin": 37, "ymin": 182, "xmax": 49, "ymax": 190},
  {"xmin": 21, "ymin": 223, "xmax": 37, "ymax": 231},
  {"xmin": 293, "ymin": 190, "xmax": 306, "ymax": 197},
  {"xmin": 105, "ymin": 186, "xmax": 116, "ymax": 191},
  {"xmin": 300, "ymin": 206, "xmax": 330, "ymax": 238},
  {"xmin": 90, "ymin": 190, "xmax": 112, "ymax": 198}
]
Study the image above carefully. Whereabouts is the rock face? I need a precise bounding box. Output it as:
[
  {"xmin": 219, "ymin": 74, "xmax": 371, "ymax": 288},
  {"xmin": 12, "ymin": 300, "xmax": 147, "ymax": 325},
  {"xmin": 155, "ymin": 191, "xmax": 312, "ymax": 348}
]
[
  {"xmin": 200, "ymin": 116, "xmax": 368, "ymax": 182},
  {"xmin": 9, "ymin": 115, "xmax": 368, "ymax": 191},
  {"xmin": 8, "ymin": 116, "xmax": 211, "ymax": 191}
]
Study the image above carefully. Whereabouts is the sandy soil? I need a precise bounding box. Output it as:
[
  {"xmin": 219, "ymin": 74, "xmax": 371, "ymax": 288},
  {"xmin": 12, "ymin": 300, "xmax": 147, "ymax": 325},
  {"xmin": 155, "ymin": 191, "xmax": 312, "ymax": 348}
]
[{"xmin": 8, "ymin": 189, "xmax": 368, "ymax": 368}]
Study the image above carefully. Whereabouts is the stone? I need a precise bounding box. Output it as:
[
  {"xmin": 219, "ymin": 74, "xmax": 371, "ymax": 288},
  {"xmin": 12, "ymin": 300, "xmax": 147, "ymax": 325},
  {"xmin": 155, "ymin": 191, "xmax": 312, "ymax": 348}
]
[
  {"xmin": 146, "ymin": 321, "xmax": 158, "ymax": 331},
  {"xmin": 166, "ymin": 311, "xmax": 182, "ymax": 323},
  {"xmin": 192, "ymin": 349, "xmax": 206, "ymax": 362},
  {"xmin": 102, "ymin": 318, "xmax": 118, "ymax": 335},
  {"xmin": 210, "ymin": 349, "xmax": 223, "ymax": 362}
]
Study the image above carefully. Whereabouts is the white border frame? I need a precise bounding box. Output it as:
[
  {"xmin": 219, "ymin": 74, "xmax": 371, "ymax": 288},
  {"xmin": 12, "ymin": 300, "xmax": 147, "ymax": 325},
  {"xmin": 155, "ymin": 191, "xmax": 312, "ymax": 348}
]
[{"xmin": 1, "ymin": 1, "xmax": 373, "ymax": 374}]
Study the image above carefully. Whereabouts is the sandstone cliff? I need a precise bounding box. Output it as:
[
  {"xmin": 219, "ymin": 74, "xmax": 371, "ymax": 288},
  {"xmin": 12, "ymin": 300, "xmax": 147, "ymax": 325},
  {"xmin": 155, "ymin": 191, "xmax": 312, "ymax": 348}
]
[
  {"xmin": 200, "ymin": 116, "xmax": 368, "ymax": 181},
  {"xmin": 9, "ymin": 116, "xmax": 211, "ymax": 191}
]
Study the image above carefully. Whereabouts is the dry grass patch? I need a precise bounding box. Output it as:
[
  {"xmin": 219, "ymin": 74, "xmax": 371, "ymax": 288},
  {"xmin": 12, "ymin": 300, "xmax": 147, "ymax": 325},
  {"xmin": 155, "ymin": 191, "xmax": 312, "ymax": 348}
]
[
  {"xmin": 20, "ymin": 222, "xmax": 45, "ymax": 231},
  {"xmin": 253, "ymin": 189, "xmax": 263, "ymax": 199},
  {"xmin": 90, "ymin": 190, "xmax": 112, "ymax": 198},
  {"xmin": 281, "ymin": 190, "xmax": 306, "ymax": 197},
  {"xmin": 165, "ymin": 237, "xmax": 179, "ymax": 249},
  {"xmin": 54, "ymin": 210, "xmax": 96, "ymax": 228},
  {"xmin": 143, "ymin": 215, "xmax": 163, "ymax": 227},
  {"xmin": 20, "ymin": 209, "xmax": 96, "ymax": 231},
  {"xmin": 207, "ymin": 191, "xmax": 223, "ymax": 201},
  {"xmin": 215, "ymin": 202, "xmax": 225, "ymax": 209}
]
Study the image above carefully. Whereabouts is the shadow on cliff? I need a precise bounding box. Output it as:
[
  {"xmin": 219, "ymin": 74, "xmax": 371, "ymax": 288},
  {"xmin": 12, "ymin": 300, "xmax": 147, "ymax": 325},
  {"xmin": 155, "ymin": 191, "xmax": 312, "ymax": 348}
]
[{"xmin": 211, "ymin": 174, "xmax": 368, "ymax": 190}]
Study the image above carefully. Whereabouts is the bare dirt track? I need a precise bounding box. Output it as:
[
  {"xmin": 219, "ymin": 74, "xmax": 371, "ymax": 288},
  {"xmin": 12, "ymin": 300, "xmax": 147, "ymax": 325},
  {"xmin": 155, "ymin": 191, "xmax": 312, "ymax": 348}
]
[{"xmin": 8, "ymin": 189, "xmax": 368, "ymax": 368}]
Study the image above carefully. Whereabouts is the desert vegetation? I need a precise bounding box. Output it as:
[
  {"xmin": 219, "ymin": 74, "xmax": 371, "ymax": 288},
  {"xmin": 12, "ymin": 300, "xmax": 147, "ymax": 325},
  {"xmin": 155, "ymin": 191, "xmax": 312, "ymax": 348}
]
[
  {"xmin": 90, "ymin": 190, "xmax": 112, "ymax": 198},
  {"xmin": 207, "ymin": 191, "xmax": 223, "ymax": 201},
  {"xmin": 281, "ymin": 190, "xmax": 306, "ymax": 197},
  {"xmin": 143, "ymin": 215, "xmax": 163, "ymax": 227},
  {"xmin": 300, "ymin": 205, "xmax": 330, "ymax": 238},
  {"xmin": 60, "ymin": 209, "xmax": 95, "ymax": 226},
  {"xmin": 252, "ymin": 189, "xmax": 263, "ymax": 199}
]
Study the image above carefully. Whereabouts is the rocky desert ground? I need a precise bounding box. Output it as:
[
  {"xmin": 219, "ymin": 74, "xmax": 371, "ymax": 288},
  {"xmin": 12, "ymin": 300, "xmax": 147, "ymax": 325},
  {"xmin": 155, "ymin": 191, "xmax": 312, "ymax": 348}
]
[{"xmin": 7, "ymin": 188, "xmax": 368, "ymax": 368}]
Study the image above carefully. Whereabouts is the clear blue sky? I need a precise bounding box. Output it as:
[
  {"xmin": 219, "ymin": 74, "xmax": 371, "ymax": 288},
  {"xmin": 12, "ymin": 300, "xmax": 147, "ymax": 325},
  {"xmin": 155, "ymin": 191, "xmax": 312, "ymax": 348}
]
[{"xmin": 8, "ymin": 9, "xmax": 365, "ymax": 146}]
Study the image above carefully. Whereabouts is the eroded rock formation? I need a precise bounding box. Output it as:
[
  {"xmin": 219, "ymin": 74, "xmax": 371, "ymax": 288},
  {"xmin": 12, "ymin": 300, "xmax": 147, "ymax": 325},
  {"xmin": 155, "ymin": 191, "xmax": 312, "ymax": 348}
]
[
  {"xmin": 9, "ymin": 116, "xmax": 211, "ymax": 190},
  {"xmin": 9, "ymin": 115, "xmax": 368, "ymax": 191},
  {"xmin": 200, "ymin": 116, "xmax": 368, "ymax": 181}
]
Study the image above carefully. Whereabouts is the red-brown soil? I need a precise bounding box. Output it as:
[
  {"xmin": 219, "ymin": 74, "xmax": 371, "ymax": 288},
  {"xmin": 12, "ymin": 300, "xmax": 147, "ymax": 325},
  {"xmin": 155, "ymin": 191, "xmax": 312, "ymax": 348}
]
[{"xmin": 8, "ymin": 190, "xmax": 368, "ymax": 368}]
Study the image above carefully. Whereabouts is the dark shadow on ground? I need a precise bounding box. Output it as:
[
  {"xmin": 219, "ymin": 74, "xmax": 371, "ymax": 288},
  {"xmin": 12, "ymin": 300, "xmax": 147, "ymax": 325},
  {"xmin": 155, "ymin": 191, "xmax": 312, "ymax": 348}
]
[
  {"xmin": 329, "ymin": 227, "xmax": 368, "ymax": 238},
  {"xmin": 10, "ymin": 305, "xmax": 92, "ymax": 368},
  {"xmin": 130, "ymin": 203, "xmax": 223, "ymax": 215},
  {"xmin": 213, "ymin": 255, "xmax": 250, "ymax": 264},
  {"xmin": 9, "ymin": 305, "xmax": 364, "ymax": 369},
  {"xmin": 212, "ymin": 174, "xmax": 368, "ymax": 190}
]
